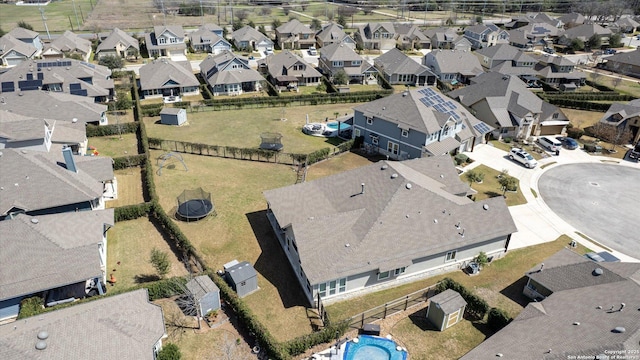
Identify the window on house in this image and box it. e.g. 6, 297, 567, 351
332, 61, 344, 67
394, 267, 406, 276
371, 135, 379, 145
446, 250, 457, 262
387, 141, 399, 155
170, 37, 177, 43
318, 278, 347, 297
352, 60, 361, 66
159, 38, 166, 44
378, 271, 390, 280
366, 117, 373, 125
401, 129, 409, 138
354, 128, 361, 137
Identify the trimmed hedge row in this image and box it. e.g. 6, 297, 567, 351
542, 98, 610, 112
86, 122, 139, 137
208, 272, 289, 360
436, 278, 489, 320
149, 202, 195, 255
585, 80, 615, 92
114, 203, 153, 222
283, 321, 350, 356
113, 154, 146, 169
487, 307, 512, 332
540, 92, 632, 101
146, 276, 188, 301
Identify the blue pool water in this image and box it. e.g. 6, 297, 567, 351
326, 121, 351, 131
343, 335, 408, 360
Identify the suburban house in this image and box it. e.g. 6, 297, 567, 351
604, 49, 640, 78
316, 22, 356, 49
189, 24, 231, 54
354, 22, 397, 51
275, 19, 316, 50
0, 114, 54, 153
597, 99, 640, 144
0, 91, 109, 128
318, 42, 378, 85
528, 12, 564, 28
462, 249, 640, 359
263, 155, 517, 304
557, 12, 586, 28
538, 101, 571, 136
138, 58, 199, 100
0, 148, 115, 219
0, 58, 115, 103
95, 27, 140, 60
507, 23, 561, 50
463, 24, 509, 50
448, 72, 556, 140
199, 50, 264, 96
144, 25, 187, 59
352, 87, 492, 159
257, 50, 322, 90
532, 53, 587, 89
0, 289, 167, 359
474, 44, 539, 83
394, 23, 430, 50
5, 27, 43, 56
374, 48, 436, 86
0, 34, 38, 67
557, 23, 612, 49
42, 30, 92, 62
0, 209, 114, 320
609, 17, 639, 34
423, 49, 484, 85
423, 27, 465, 50
231, 26, 274, 53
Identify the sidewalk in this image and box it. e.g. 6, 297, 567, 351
462, 143, 639, 262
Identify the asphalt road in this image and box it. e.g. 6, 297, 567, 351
538, 163, 640, 258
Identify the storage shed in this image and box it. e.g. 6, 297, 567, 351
160, 107, 187, 126
224, 260, 258, 298
426, 289, 467, 331
186, 275, 220, 316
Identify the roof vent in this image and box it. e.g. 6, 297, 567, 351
402, 91, 408, 97
381, 164, 388, 170
345, 243, 350, 247
31, 218, 39, 224
612, 327, 626, 333
433, 219, 438, 224
496, 354, 503, 358
483, 204, 489, 210
72, 118, 78, 123
37, 331, 49, 340
406, 183, 412, 189
593, 268, 603, 276
35, 341, 47, 350
440, 174, 444, 178
391, 173, 398, 179
573, 322, 580, 326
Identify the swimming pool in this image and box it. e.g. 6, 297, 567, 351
326, 121, 351, 131
343, 335, 407, 360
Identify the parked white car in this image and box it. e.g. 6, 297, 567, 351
509, 148, 538, 168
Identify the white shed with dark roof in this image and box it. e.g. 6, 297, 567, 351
186, 275, 220, 316
224, 260, 258, 298
426, 289, 467, 331
160, 107, 187, 126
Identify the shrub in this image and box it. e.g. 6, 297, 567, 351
114, 203, 152, 222
17, 296, 43, 319
475, 251, 489, 266
487, 307, 512, 332
454, 153, 469, 165
113, 154, 146, 169
157, 343, 182, 360
503, 137, 512, 143
145, 277, 187, 300
566, 127, 584, 140
150, 248, 171, 278
86, 122, 139, 137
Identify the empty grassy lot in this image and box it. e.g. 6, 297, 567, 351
143, 103, 361, 154
106, 217, 188, 293
88, 133, 139, 158
105, 167, 145, 208
327, 236, 590, 359
0, 0, 94, 33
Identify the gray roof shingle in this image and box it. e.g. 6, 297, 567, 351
139, 58, 199, 91
48, 30, 92, 55
186, 275, 219, 301
374, 48, 435, 77
0, 91, 107, 124
96, 28, 139, 54
430, 289, 467, 314
257, 50, 321, 79
264, 156, 517, 284
0, 289, 165, 360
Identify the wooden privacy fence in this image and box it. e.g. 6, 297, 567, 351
345, 283, 441, 329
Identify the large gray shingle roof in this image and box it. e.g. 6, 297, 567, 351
0, 34, 37, 58
0, 209, 113, 300
0, 91, 107, 124
264, 156, 516, 284
96, 28, 139, 54
316, 23, 350, 43
319, 42, 364, 62
0, 289, 165, 360
139, 59, 199, 90
0, 148, 111, 216
7, 27, 40, 40
426, 49, 483, 75
430, 289, 467, 314
374, 48, 434, 77
199, 51, 264, 85
257, 50, 321, 79
48, 30, 92, 55
231, 26, 272, 45
276, 19, 314, 35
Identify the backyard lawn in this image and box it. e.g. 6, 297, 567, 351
305, 151, 382, 181
143, 103, 362, 154
106, 217, 188, 293
464, 165, 527, 207
88, 133, 139, 158
105, 168, 145, 208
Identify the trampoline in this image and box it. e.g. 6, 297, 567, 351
176, 188, 215, 222
259, 132, 284, 151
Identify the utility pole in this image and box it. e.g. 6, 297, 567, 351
72, 0, 81, 29
39, 7, 51, 40
69, 16, 74, 31
79, 6, 84, 24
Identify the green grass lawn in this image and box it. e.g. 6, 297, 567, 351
88, 133, 139, 158
328, 235, 590, 360
107, 217, 188, 293
143, 103, 361, 154
465, 165, 527, 207
0, 0, 94, 33
106, 167, 145, 208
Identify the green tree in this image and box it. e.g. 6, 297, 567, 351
464, 169, 484, 186
115, 91, 133, 111
248, 20, 255, 28
587, 34, 601, 49
17, 21, 34, 31
569, 38, 585, 52
498, 175, 518, 197
150, 248, 171, 279
311, 18, 322, 31
272, 18, 282, 30
232, 19, 244, 31
609, 33, 622, 48
333, 69, 348, 85
157, 343, 182, 360
0, 26, 5, 37
98, 55, 124, 70
475, 251, 489, 267
337, 14, 346, 28
258, 25, 267, 36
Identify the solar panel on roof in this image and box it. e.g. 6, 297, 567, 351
70, 89, 88, 96
473, 122, 491, 134
37, 72, 44, 80
18, 80, 42, 90
69, 83, 82, 90
1, 82, 15, 92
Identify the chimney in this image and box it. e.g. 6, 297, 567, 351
360, 183, 365, 194
62, 146, 78, 173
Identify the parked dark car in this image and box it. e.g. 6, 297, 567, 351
562, 137, 579, 150
604, 48, 617, 55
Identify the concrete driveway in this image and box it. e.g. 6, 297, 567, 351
463, 143, 640, 261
